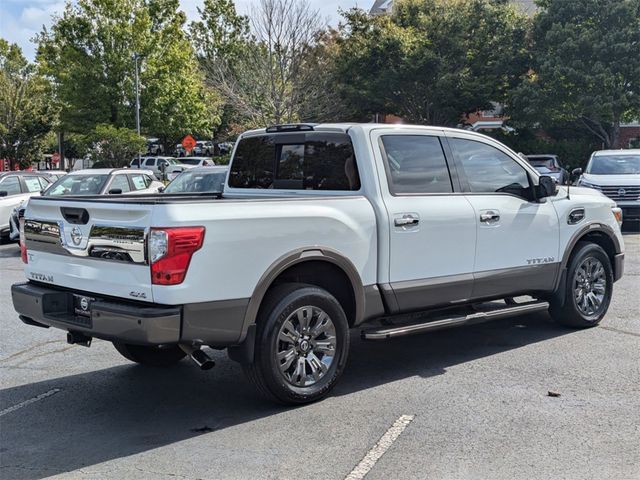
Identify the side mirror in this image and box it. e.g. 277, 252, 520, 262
0, 191, 7, 197
157, 186, 165, 193
108, 188, 123, 195
537, 175, 557, 199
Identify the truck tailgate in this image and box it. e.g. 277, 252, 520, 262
23, 198, 155, 302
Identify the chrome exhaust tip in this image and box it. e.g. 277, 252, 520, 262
179, 344, 215, 370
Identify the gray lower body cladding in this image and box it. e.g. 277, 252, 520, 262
11, 282, 249, 346
385, 263, 561, 314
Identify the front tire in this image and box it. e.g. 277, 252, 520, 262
113, 342, 186, 367
243, 283, 350, 405
549, 242, 613, 328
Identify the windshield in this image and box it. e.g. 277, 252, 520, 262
586, 155, 640, 175
164, 170, 227, 194
45, 175, 109, 196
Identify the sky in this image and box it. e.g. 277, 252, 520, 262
0, 0, 366, 61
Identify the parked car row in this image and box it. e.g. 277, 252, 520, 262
520, 150, 639, 229
146, 138, 234, 158
2, 165, 230, 242
130, 156, 218, 180
0, 171, 65, 241
175, 141, 235, 157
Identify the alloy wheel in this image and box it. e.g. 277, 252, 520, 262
275, 306, 337, 387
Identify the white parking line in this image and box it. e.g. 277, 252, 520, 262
0, 389, 61, 417
345, 414, 415, 480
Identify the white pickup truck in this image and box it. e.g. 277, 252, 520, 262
12, 123, 625, 404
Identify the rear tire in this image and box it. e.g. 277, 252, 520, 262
549, 242, 613, 328
243, 283, 350, 405
113, 342, 186, 367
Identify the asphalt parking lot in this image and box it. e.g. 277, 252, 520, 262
1, 235, 639, 480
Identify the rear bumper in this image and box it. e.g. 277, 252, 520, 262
11, 282, 249, 346
11, 282, 181, 345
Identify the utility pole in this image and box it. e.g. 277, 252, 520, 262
134, 53, 141, 165
134, 53, 141, 136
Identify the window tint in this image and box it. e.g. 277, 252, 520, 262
109, 175, 131, 193
24, 177, 43, 193
229, 132, 360, 191
380, 135, 452, 194
0, 176, 21, 195
144, 158, 155, 166
131, 158, 140, 167
452, 138, 530, 195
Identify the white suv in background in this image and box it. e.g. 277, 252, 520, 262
576, 149, 640, 229
0, 172, 56, 241
130, 157, 181, 180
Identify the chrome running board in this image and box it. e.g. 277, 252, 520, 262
361, 300, 549, 341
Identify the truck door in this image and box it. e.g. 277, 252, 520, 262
371, 129, 477, 312
446, 132, 560, 298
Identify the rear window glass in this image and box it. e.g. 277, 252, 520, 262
46, 175, 109, 196
229, 132, 360, 191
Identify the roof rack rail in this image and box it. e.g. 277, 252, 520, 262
265, 124, 315, 133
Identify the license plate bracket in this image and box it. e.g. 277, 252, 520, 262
73, 294, 94, 318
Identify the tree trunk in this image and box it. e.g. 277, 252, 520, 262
579, 116, 611, 148
609, 119, 621, 149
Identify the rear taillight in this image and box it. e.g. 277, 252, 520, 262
149, 227, 205, 285
19, 216, 27, 264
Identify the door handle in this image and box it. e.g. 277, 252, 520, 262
480, 210, 500, 223
394, 214, 420, 227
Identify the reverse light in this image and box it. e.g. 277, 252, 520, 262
149, 227, 205, 285
19, 215, 27, 264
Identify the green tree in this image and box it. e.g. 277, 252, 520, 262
36, 0, 220, 147
0, 39, 55, 169
86, 124, 146, 167
192, 0, 328, 128
334, 0, 530, 125
511, 0, 640, 148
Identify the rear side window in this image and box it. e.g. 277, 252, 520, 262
0, 176, 22, 195
24, 176, 44, 193
380, 135, 453, 194
144, 158, 155, 167
108, 175, 131, 193
131, 174, 151, 190
229, 132, 360, 191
